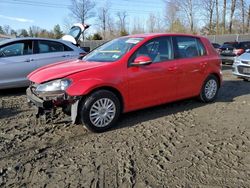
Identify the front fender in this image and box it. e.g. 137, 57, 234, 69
65, 78, 120, 96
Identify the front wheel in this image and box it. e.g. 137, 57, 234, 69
199, 75, 219, 102
79, 90, 121, 132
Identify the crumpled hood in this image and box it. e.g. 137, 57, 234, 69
28, 59, 107, 83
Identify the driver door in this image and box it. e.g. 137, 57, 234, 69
127, 37, 178, 111
0, 40, 35, 88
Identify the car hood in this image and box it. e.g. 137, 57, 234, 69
238, 52, 250, 61
28, 59, 108, 84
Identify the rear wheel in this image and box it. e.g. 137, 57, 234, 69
199, 75, 219, 102
79, 90, 121, 132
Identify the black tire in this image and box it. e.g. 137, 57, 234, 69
243, 78, 250, 82
199, 75, 219, 103
79, 90, 121, 132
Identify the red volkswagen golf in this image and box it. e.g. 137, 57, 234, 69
27, 34, 222, 132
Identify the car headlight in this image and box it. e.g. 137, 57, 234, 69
36, 79, 71, 96
234, 58, 241, 65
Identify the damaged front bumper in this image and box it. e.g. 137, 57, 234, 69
26, 87, 80, 124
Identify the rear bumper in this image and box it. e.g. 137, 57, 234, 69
220, 55, 235, 63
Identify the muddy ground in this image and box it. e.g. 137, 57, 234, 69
0, 65, 250, 188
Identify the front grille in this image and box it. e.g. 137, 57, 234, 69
238, 66, 250, 75
241, 61, 250, 65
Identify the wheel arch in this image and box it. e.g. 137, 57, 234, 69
82, 86, 125, 113
209, 72, 222, 87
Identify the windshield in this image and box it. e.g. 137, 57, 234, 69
83, 37, 144, 62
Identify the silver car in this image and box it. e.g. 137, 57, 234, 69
0, 37, 85, 89
232, 51, 250, 81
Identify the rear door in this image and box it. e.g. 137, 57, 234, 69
33, 40, 76, 69
172, 36, 208, 99
0, 40, 35, 88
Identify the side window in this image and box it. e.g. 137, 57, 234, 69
175, 37, 205, 58
0, 41, 33, 57
38, 40, 65, 53
129, 37, 173, 64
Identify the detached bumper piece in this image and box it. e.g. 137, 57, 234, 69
26, 87, 80, 124
26, 87, 54, 118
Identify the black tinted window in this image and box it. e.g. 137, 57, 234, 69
0, 40, 33, 57
223, 42, 238, 48
37, 41, 68, 53
175, 37, 205, 58
130, 37, 173, 64
239, 42, 250, 49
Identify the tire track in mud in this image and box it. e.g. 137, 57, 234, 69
1, 68, 250, 187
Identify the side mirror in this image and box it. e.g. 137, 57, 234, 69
131, 56, 152, 66
82, 47, 91, 53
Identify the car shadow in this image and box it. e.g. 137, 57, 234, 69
117, 98, 203, 130
218, 79, 250, 102
0, 108, 22, 119
0, 87, 27, 96
0, 87, 27, 119
115, 79, 250, 131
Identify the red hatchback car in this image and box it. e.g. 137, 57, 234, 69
27, 33, 222, 132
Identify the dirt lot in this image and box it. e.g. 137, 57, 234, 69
0, 65, 250, 188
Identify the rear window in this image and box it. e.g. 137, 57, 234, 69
175, 36, 206, 58
37, 40, 72, 54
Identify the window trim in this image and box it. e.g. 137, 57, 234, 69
0, 40, 34, 58
34, 39, 70, 54
128, 36, 174, 67
173, 36, 207, 59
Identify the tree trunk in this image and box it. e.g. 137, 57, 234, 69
241, 0, 245, 34
216, 0, 219, 34
229, 0, 236, 34
247, 5, 250, 32
222, 0, 227, 34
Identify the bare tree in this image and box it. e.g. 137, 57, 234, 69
116, 11, 128, 36
240, 0, 245, 33
247, 5, 250, 32
201, 0, 215, 34
222, 0, 227, 34
3, 25, 11, 35
176, 0, 197, 32
131, 18, 145, 34
69, 0, 95, 40
165, 0, 179, 32
147, 13, 157, 33
70, 0, 95, 24
97, 2, 110, 40
215, 0, 219, 34
229, 0, 237, 33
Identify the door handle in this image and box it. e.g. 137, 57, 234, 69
167, 66, 178, 71
25, 58, 34, 62
62, 54, 70, 57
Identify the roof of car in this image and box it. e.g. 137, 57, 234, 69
0, 37, 69, 46
123, 33, 205, 39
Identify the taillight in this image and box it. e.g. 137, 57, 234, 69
233, 48, 244, 56
217, 49, 222, 54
